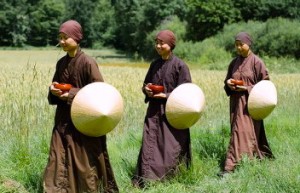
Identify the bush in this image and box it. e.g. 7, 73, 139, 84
174, 39, 231, 70
139, 17, 300, 72
219, 18, 300, 59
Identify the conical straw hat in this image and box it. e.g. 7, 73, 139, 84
248, 80, 277, 120
71, 82, 124, 137
166, 83, 205, 129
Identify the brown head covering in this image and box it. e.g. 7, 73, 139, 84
156, 30, 176, 50
235, 32, 252, 46
59, 20, 83, 43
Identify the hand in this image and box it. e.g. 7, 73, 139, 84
50, 82, 62, 97
153, 93, 166, 99
226, 79, 236, 91
59, 92, 69, 101
144, 83, 154, 97
235, 85, 247, 92
50, 82, 69, 100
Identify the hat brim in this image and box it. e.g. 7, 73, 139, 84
166, 83, 205, 129
71, 82, 123, 137
248, 80, 277, 120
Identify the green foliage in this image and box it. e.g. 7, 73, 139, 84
174, 38, 232, 70
0, 0, 29, 46
1, 0, 300, 64
89, 0, 117, 48
64, 0, 99, 47
113, 0, 187, 53
218, 18, 300, 59
27, 0, 65, 46
234, 0, 300, 21
185, 0, 241, 41
256, 18, 300, 59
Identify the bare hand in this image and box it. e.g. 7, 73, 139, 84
226, 79, 247, 92
226, 79, 236, 91
59, 92, 69, 101
50, 82, 62, 97
235, 85, 247, 92
152, 93, 166, 99
50, 82, 69, 100
144, 83, 154, 97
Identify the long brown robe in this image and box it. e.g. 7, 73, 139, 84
223, 53, 274, 172
132, 54, 192, 186
43, 49, 119, 193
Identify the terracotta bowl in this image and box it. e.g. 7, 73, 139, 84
54, 83, 73, 92
231, 79, 244, 86
148, 84, 164, 94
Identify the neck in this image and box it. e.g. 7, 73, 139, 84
68, 47, 79, 57
242, 50, 252, 58
161, 52, 172, 60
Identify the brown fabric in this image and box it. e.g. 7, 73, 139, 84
44, 49, 119, 193
223, 53, 274, 172
156, 30, 176, 50
132, 54, 192, 186
59, 20, 83, 43
235, 32, 252, 46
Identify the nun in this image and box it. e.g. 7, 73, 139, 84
221, 32, 275, 176
132, 30, 193, 188
43, 20, 119, 193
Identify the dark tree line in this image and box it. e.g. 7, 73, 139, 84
1, 0, 299, 56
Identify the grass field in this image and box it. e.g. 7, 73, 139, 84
0, 49, 299, 193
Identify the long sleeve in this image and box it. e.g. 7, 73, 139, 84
67, 55, 104, 105
224, 59, 236, 96
48, 61, 63, 105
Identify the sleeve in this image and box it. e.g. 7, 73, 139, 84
67, 56, 104, 105
165, 61, 192, 98
256, 58, 269, 81
246, 56, 269, 94
177, 62, 192, 84
48, 62, 61, 105
88, 60, 104, 83
142, 62, 154, 103
224, 59, 235, 96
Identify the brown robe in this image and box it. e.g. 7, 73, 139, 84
132, 54, 192, 186
43, 49, 118, 193
223, 53, 274, 172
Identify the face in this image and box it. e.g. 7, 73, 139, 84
155, 39, 171, 57
235, 40, 250, 57
58, 33, 78, 53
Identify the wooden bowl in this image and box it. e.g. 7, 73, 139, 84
148, 84, 164, 94
54, 83, 73, 92
231, 79, 244, 86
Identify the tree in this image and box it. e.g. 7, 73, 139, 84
27, 0, 65, 46
185, 0, 241, 41
233, 0, 300, 21
88, 0, 117, 48
64, 0, 99, 47
113, 0, 187, 55
0, 0, 29, 46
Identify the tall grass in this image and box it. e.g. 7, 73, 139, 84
0, 50, 299, 192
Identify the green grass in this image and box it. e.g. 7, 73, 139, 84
0, 49, 299, 193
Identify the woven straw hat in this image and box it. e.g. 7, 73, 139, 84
248, 80, 277, 120
71, 82, 124, 137
166, 83, 205, 129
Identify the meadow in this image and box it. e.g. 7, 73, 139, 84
0, 49, 299, 193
